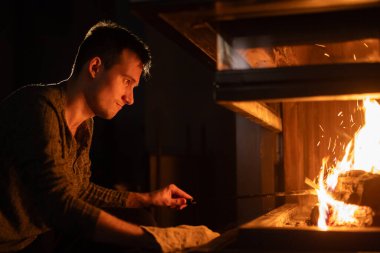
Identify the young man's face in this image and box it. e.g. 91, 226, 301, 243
86, 48, 143, 119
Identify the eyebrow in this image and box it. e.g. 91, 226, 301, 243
122, 74, 139, 86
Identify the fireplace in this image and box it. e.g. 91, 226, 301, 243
132, 0, 380, 251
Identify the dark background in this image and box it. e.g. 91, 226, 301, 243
0, 0, 240, 230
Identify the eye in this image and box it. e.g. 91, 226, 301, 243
124, 78, 131, 86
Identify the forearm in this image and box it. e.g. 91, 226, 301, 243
81, 182, 129, 208
93, 210, 158, 249
126, 184, 193, 209
125, 192, 151, 208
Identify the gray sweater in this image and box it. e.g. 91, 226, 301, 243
0, 82, 129, 252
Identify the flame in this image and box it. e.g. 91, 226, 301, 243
317, 98, 380, 229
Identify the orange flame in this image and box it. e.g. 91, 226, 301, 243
317, 98, 379, 229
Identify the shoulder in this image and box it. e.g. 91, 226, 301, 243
0, 83, 67, 127
1, 83, 64, 111
7, 83, 62, 101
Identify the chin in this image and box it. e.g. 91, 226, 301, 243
105, 113, 118, 119
96, 111, 118, 120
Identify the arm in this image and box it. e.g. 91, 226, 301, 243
74, 119, 192, 210
126, 184, 193, 210
82, 182, 193, 209
68, 118, 191, 211
93, 210, 220, 252
93, 209, 159, 249
81, 182, 193, 209
80, 182, 130, 208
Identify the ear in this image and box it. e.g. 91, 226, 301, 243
88, 57, 102, 79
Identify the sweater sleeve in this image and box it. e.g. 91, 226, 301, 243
80, 182, 129, 208
11, 93, 100, 238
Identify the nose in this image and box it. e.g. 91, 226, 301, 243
122, 90, 134, 105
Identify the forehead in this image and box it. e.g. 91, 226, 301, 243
116, 49, 143, 72
106, 48, 143, 82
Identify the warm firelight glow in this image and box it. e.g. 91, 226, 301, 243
317, 98, 380, 229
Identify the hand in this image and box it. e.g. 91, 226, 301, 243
150, 184, 193, 210
141, 225, 220, 252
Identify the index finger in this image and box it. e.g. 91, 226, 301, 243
170, 184, 193, 199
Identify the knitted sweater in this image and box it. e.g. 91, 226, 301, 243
0, 82, 129, 252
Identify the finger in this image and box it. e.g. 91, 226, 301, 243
171, 197, 186, 207
169, 184, 193, 199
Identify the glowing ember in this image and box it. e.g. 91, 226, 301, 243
316, 98, 380, 229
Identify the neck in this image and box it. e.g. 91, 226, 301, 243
64, 76, 94, 136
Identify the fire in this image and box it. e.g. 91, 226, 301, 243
316, 98, 380, 229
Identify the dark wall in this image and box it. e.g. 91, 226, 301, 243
143, 23, 237, 230
0, 0, 116, 93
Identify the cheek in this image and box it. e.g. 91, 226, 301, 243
97, 78, 120, 96
94, 72, 124, 99
108, 81, 124, 97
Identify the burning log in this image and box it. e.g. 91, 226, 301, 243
309, 171, 380, 227
360, 174, 380, 213
332, 171, 380, 210
309, 203, 374, 227
326, 204, 373, 227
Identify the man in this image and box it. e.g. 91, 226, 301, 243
0, 21, 218, 252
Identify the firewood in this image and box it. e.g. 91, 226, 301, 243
332, 171, 380, 210
308, 171, 380, 227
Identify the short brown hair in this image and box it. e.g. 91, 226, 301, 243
71, 20, 151, 79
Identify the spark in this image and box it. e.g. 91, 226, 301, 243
353, 54, 357, 61
315, 44, 326, 48
324, 53, 330, 57
317, 141, 321, 147
350, 114, 354, 123
328, 137, 332, 150
351, 123, 356, 128
332, 139, 337, 153
363, 42, 369, 48
338, 111, 343, 116
319, 124, 325, 132
340, 120, 344, 126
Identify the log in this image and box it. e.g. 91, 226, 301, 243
309, 171, 380, 227
332, 171, 380, 208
